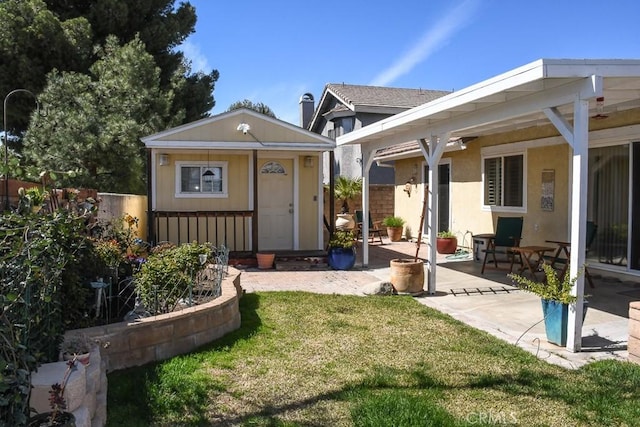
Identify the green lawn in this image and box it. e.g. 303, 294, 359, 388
107, 292, 640, 426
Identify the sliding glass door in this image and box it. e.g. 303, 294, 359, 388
588, 144, 631, 269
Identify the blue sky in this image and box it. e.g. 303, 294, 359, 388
181, 0, 640, 125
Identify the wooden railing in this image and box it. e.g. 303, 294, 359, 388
151, 210, 253, 252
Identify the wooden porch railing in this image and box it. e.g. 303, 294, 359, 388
150, 210, 254, 253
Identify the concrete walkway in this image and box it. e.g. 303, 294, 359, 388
239, 239, 635, 369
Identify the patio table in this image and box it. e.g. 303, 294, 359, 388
510, 245, 555, 280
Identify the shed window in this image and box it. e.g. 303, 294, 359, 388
175, 161, 228, 198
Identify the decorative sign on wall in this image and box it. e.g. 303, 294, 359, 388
541, 169, 555, 211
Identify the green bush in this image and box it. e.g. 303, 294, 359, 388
134, 242, 211, 314
0, 210, 96, 425
382, 216, 405, 227
328, 230, 356, 249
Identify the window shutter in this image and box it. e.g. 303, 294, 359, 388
484, 158, 501, 205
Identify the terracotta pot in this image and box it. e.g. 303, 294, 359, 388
256, 253, 275, 269
389, 259, 424, 294
436, 237, 457, 254
386, 226, 403, 242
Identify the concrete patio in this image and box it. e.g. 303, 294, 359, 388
240, 238, 637, 369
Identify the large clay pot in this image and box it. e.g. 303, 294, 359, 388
335, 214, 355, 231
436, 237, 457, 254
386, 226, 403, 242
389, 259, 424, 295
256, 253, 275, 269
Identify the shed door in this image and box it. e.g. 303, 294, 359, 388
258, 159, 293, 250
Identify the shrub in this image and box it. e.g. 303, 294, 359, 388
0, 209, 96, 424
382, 216, 405, 227
437, 230, 456, 238
328, 230, 356, 249
134, 242, 211, 314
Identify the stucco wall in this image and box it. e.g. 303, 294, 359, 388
98, 193, 148, 241
394, 138, 572, 244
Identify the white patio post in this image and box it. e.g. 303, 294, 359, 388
542, 75, 601, 352
418, 133, 449, 294
360, 146, 375, 267
566, 96, 590, 352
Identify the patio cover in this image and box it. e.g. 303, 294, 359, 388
337, 59, 640, 352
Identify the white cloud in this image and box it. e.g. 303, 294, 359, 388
370, 0, 480, 86
180, 40, 210, 73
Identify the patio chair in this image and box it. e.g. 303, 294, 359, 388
481, 216, 524, 274
354, 210, 384, 244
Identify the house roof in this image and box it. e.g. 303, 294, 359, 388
308, 83, 451, 131
142, 108, 336, 151
337, 59, 640, 151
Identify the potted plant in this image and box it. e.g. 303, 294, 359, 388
60, 334, 95, 366
17, 186, 49, 214
327, 230, 356, 270
382, 216, 405, 242
508, 263, 586, 346
256, 252, 276, 269
436, 230, 458, 254
28, 358, 78, 427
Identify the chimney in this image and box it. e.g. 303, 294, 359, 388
299, 93, 314, 129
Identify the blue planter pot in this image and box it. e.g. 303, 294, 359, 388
328, 247, 356, 270
541, 299, 588, 346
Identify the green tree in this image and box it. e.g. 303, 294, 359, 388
0, 0, 92, 134
23, 36, 172, 194
43, 0, 218, 123
1, 0, 218, 136
227, 99, 277, 118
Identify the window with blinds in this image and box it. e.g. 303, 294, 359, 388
484, 154, 523, 208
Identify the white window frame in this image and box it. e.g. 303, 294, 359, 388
175, 160, 228, 198
481, 146, 527, 213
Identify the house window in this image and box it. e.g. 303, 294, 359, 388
483, 153, 524, 209
175, 161, 228, 198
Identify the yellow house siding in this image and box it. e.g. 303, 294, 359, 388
393, 135, 572, 245
394, 158, 425, 240
297, 154, 320, 249
155, 152, 250, 211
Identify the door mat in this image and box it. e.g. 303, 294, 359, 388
450, 286, 518, 296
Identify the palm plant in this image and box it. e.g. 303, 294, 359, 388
334, 176, 362, 213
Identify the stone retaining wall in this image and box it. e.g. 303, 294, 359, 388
29, 268, 243, 426
630, 302, 640, 364
73, 268, 242, 372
